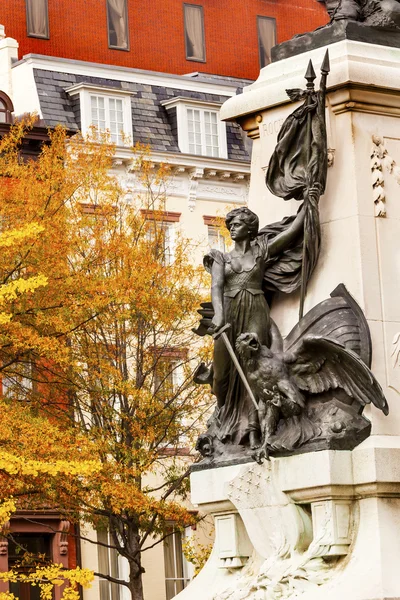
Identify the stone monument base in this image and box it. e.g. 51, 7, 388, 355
176, 438, 400, 600
182, 33, 400, 600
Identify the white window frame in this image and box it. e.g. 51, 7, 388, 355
66, 83, 133, 146
207, 224, 226, 252
2, 360, 33, 398
164, 524, 192, 599
161, 97, 228, 159
97, 529, 120, 600
145, 220, 176, 266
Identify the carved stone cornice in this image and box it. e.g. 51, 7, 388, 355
329, 83, 400, 117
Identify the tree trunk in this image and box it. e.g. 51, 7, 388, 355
125, 524, 145, 600
128, 562, 145, 600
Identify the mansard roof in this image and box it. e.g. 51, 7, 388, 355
31, 61, 251, 163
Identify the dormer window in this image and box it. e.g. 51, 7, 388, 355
161, 98, 227, 159
90, 95, 125, 145
65, 83, 133, 145
0, 92, 14, 124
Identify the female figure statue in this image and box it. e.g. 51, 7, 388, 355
204, 203, 308, 450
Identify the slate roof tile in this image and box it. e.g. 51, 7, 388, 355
32, 68, 250, 162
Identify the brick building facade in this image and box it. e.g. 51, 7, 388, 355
0, 0, 327, 80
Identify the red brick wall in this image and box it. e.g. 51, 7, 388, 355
68, 524, 78, 570
0, 0, 327, 79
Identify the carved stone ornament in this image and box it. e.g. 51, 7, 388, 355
57, 520, 70, 556
0, 521, 10, 556
210, 462, 347, 600
371, 134, 400, 217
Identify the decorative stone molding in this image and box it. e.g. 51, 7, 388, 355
391, 332, 400, 369
57, 520, 70, 556
371, 135, 400, 217
311, 500, 352, 556
0, 521, 9, 556
327, 148, 335, 168
233, 174, 245, 182
174, 166, 186, 176
214, 512, 251, 569
188, 167, 204, 211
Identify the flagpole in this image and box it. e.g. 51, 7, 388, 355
299, 59, 316, 321
298, 50, 330, 321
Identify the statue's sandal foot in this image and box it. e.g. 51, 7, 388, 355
249, 431, 260, 450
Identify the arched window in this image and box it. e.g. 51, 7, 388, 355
0, 92, 13, 124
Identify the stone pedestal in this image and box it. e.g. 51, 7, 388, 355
176, 38, 400, 600
178, 441, 400, 600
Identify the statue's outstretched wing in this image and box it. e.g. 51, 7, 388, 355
284, 284, 371, 366
288, 335, 389, 415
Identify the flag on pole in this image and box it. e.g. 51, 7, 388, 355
265, 51, 330, 318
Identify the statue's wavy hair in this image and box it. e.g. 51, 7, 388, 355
225, 207, 259, 241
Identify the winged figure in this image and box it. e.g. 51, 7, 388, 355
236, 331, 388, 462
193, 284, 389, 464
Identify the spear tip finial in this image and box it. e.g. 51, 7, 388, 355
321, 49, 330, 74
305, 59, 316, 83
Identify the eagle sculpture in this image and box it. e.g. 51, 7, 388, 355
236, 331, 388, 462
193, 285, 389, 463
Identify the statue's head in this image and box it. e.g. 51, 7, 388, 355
225, 207, 259, 241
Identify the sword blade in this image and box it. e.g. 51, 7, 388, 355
221, 331, 259, 410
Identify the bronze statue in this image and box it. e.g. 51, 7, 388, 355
203, 203, 307, 449
193, 54, 389, 467
323, 0, 400, 27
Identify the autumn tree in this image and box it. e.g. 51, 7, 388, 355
0, 120, 211, 600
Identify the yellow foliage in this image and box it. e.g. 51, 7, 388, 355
0, 223, 45, 248
182, 534, 213, 576
0, 275, 48, 302
0, 451, 100, 478
0, 120, 212, 597
0, 565, 93, 600
0, 499, 16, 528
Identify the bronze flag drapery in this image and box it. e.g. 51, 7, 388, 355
265, 52, 330, 318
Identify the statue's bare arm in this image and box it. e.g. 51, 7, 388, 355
268, 184, 322, 257
268, 205, 306, 258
